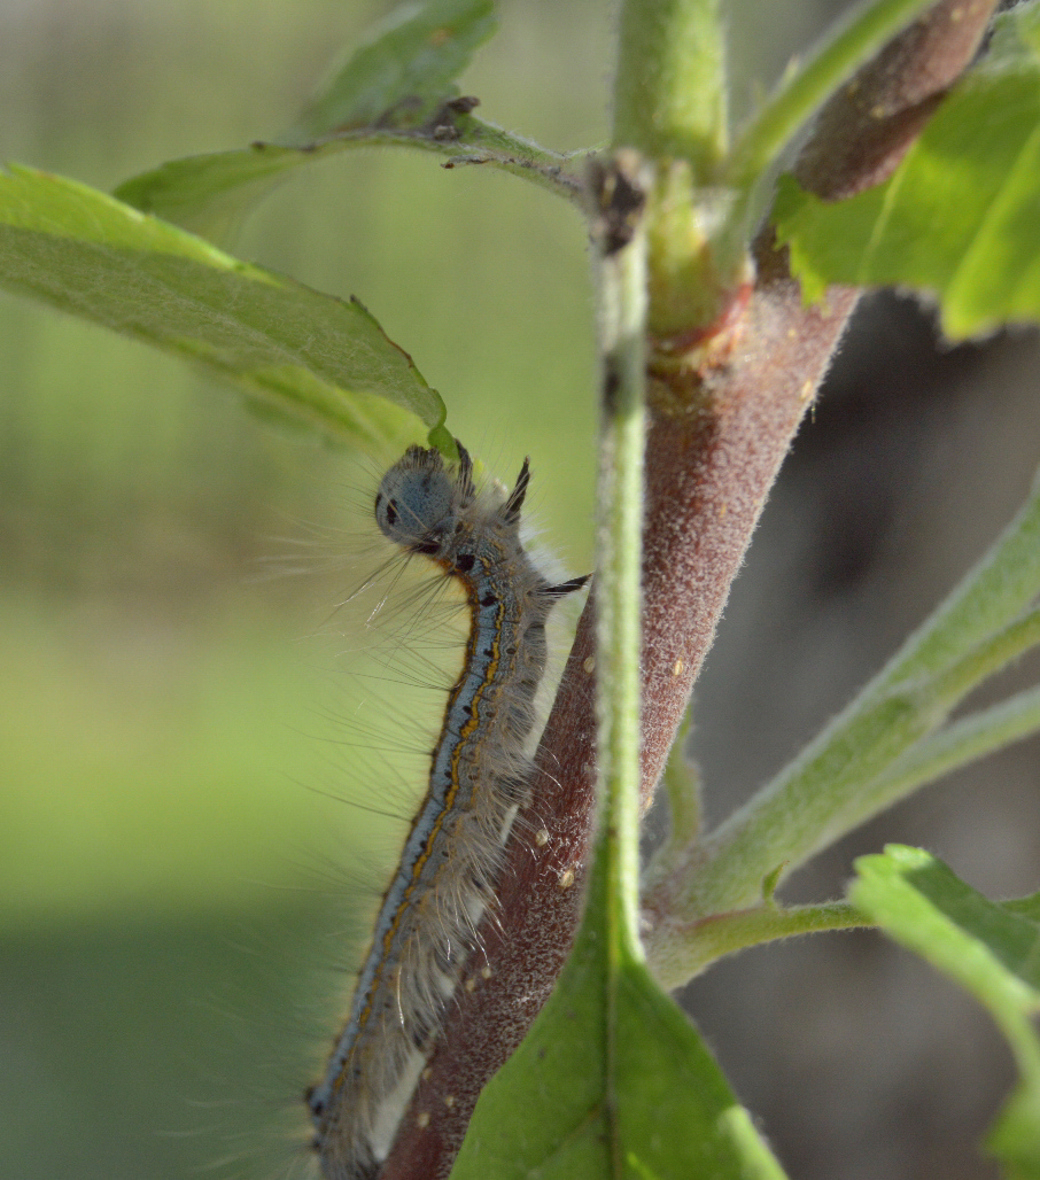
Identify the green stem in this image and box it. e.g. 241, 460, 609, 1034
646, 901, 870, 987
995, 1012, 1040, 1094
927, 606, 1040, 705
682, 467, 1040, 921
612, 0, 727, 174
854, 685, 1040, 822
661, 710, 701, 854
885, 483, 1040, 682
344, 118, 588, 203
687, 684, 932, 913
594, 156, 650, 961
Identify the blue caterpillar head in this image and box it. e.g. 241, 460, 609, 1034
375, 443, 475, 556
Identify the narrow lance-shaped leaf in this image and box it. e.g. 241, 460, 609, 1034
114, 0, 583, 242
0, 165, 449, 452
774, 0, 1040, 339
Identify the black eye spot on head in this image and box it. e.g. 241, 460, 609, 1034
384, 499, 399, 527
454, 553, 475, 573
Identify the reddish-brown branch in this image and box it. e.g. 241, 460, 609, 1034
795, 0, 999, 200
374, 3, 998, 1175
381, 264, 858, 1179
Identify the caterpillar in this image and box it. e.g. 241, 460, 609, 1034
305, 440, 587, 1180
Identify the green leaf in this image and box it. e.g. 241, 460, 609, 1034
451, 864, 787, 1180
116, 0, 495, 238
113, 0, 582, 242
851, 845, 1040, 1178
285, 0, 496, 141
773, 0, 1040, 339
113, 146, 317, 247
0, 164, 447, 451
1005, 892, 1040, 923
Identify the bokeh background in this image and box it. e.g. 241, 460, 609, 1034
2, 2, 1038, 1178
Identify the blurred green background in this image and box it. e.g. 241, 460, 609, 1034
11, 3, 1020, 1179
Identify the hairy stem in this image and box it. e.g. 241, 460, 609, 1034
593, 152, 651, 960
612, 0, 727, 171
648, 901, 871, 986
794, 0, 1001, 199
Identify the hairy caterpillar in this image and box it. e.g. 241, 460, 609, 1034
305, 441, 586, 1180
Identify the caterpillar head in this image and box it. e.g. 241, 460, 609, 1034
375, 443, 474, 556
